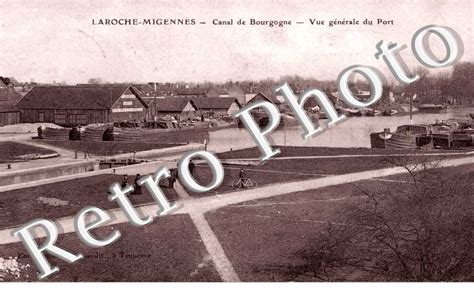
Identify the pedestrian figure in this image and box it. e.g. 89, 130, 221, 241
169, 169, 178, 189
121, 174, 129, 189
189, 160, 196, 176
132, 174, 142, 195
37, 126, 43, 139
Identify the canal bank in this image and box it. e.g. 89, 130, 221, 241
208, 113, 455, 152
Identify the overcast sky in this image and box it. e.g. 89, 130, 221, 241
0, 0, 472, 84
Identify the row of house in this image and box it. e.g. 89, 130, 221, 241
1, 77, 317, 127
8, 85, 244, 127
1, 82, 342, 127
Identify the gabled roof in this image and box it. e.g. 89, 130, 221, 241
0, 88, 22, 102
193, 97, 241, 110
248, 92, 283, 105
0, 101, 20, 113
16, 85, 147, 110
154, 97, 197, 112
141, 97, 157, 106
133, 84, 156, 95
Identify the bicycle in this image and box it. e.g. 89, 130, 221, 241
232, 177, 257, 190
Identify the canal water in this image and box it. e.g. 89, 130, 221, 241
208, 112, 458, 152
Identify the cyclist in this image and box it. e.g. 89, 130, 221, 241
232, 168, 256, 189
238, 168, 247, 188
239, 168, 245, 179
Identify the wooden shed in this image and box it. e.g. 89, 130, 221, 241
193, 97, 241, 117
150, 97, 198, 121
0, 103, 20, 126
15, 85, 148, 126
0, 88, 21, 126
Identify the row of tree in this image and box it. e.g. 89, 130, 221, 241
402, 62, 474, 104
23, 61, 474, 106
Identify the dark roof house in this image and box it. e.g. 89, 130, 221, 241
247, 92, 285, 108
0, 88, 22, 103
193, 97, 240, 110
154, 97, 198, 112
16, 85, 146, 110
133, 84, 156, 97
0, 101, 19, 113
192, 97, 241, 116
16, 85, 148, 125
150, 97, 198, 121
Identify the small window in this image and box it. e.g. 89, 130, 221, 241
38, 113, 45, 122
69, 114, 88, 125
54, 114, 66, 124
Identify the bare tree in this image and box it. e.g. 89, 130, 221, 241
294, 155, 473, 281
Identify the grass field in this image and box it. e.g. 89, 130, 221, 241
204, 164, 474, 281
36, 140, 183, 156
204, 181, 390, 281
1, 143, 471, 282
0, 214, 221, 282
0, 174, 178, 229
0, 141, 56, 163
189, 152, 465, 196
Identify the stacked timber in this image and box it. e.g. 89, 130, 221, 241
42, 127, 71, 140
82, 125, 111, 141
113, 128, 144, 142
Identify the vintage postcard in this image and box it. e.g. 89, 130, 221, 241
0, 0, 472, 297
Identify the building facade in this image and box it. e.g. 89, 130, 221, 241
149, 97, 198, 121
193, 97, 241, 117
16, 85, 148, 126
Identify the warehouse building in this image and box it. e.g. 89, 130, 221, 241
193, 97, 241, 117
150, 97, 198, 121
16, 85, 148, 126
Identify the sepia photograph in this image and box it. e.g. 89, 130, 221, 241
0, 0, 472, 303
